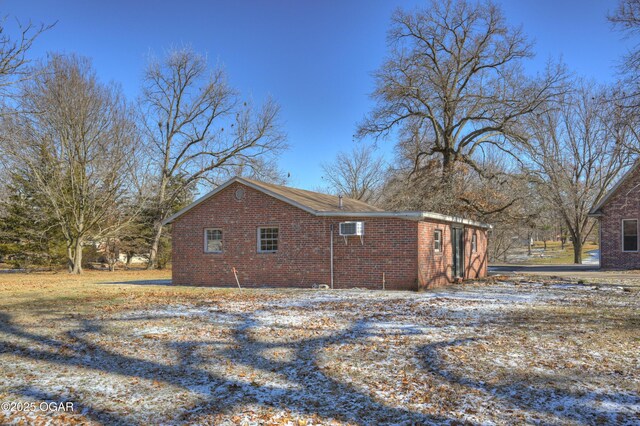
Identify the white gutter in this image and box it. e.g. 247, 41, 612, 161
315, 211, 492, 229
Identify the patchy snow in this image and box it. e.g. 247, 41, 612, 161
584, 249, 600, 265
1, 281, 638, 425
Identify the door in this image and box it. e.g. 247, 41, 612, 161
452, 226, 464, 278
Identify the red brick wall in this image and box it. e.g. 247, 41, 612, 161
171, 182, 420, 290
464, 226, 488, 279
331, 216, 418, 290
599, 166, 640, 269
416, 222, 488, 289
417, 221, 452, 289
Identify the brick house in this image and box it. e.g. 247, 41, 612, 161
164, 177, 491, 290
590, 163, 640, 269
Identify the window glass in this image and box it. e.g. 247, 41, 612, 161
472, 234, 477, 253
623, 220, 638, 251
205, 229, 222, 253
259, 227, 279, 252
434, 230, 442, 252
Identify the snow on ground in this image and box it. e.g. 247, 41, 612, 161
501, 247, 600, 265
0, 279, 638, 425
583, 249, 600, 265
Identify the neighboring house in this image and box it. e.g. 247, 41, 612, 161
590, 163, 640, 269
163, 177, 491, 290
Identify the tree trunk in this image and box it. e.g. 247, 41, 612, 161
148, 175, 169, 270
147, 221, 163, 269
71, 238, 83, 274
573, 238, 582, 264
67, 244, 74, 273
439, 152, 456, 214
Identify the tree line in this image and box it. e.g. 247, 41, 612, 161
1, 0, 639, 271
0, 33, 285, 272
321, 0, 640, 264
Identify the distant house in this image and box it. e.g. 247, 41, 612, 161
163, 177, 491, 290
590, 163, 640, 269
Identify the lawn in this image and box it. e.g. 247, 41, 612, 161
505, 240, 600, 265
0, 271, 638, 425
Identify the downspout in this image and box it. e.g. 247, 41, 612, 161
330, 223, 334, 289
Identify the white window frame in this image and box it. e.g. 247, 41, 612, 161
621, 219, 639, 252
257, 227, 279, 253
434, 229, 442, 252
471, 233, 477, 253
204, 228, 223, 253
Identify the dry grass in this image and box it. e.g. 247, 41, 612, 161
519, 241, 599, 265
0, 269, 282, 312
0, 271, 638, 425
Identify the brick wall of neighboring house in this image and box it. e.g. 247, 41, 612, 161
599, 165, 640, 269
171, 182, 421, 290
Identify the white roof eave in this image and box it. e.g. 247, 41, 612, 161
589, 161, 639, 215
316, 211, 492, 229
162, 177, 492, 229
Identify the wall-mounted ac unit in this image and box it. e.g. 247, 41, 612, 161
339, 221, 364, 236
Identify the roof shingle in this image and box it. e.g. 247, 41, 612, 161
163, 176, 491, 229
241, 178, 384, 213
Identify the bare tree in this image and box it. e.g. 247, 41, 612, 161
0, 54, 139, 273
212, 156, 288, 185
320, 144, 385, 204
610, 0, 640, 86
522, 82, 634, 264
610, 0, 640, 28
357, 0, 566, 214
0, 16, 52, 210
0, 16, 52, 95
609, 1, 640, 153
141, 47, 286, 269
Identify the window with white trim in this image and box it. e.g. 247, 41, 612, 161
471, 233, 477, 253
434, 230, 442, 252
258, 227, 279, 252
622, 219, 638, 252
204, 229, 223, 253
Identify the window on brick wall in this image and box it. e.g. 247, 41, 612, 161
471, 233, 477, 253
622, 219, 638, 252
204, 229, 223, 253
434, 230, 442, 252
258, 227, 279, 252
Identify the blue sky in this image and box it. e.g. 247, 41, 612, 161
2, 0, 633, 190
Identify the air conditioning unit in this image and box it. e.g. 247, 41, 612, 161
339, 221, 364, 236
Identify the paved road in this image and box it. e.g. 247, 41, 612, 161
490, 264, 599, 275
489, 264, 640, 287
